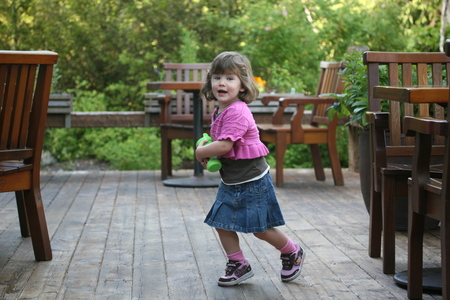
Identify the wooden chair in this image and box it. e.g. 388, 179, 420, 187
257, 61, 345, 187
156, 63, 212, 179
401, 41, 450, 300
0, 50, 58, 261
403, 114, 449, 299
365, 51, 449, 274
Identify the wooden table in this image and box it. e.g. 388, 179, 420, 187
374, 85, 448, 292
147, 81, 219, 188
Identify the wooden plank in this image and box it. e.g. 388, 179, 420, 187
177, 184, 248, 299
57, 172, 119, 298
19, 172, 101, 298
132, 171, 169, 299
95, 171, 137, 298
156, 178, 208, 299
0, 172, 87, 298
0, 169, 444, 299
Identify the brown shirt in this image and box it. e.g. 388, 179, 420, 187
219, 156, 269, 184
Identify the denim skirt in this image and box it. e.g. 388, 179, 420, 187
204, 173, 285, 233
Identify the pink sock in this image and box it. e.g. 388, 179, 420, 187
227, 250, 246, 263
278, 238, 298, 254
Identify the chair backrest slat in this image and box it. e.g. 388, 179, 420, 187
0, 50, 58, 161
365, 51, 450, 148
310, 61, 345, 125
161, 63, 211, 123
0, 65, 16, 149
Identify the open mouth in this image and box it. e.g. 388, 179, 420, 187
217, 89, 227, 96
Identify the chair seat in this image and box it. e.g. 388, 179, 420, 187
424, 178, 443, 194
0, 161, 33, 175
257, 124, 329, 133
381, 163, 443, 177
257, 124, 291, 132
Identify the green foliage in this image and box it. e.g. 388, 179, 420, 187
326, 51, 388, 129
326, 51, 370, 129
179, 27, 199, 63
264, 62, 307, 94
0, 0, 442, 95
401, 0, 443, 52
314, 0, 408, 54
45, 127, 163, 170
1, 0, 446, 170
238, 1, 323, 93
69, 81, 108, 111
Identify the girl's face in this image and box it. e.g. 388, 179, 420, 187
211, 72, 245, 109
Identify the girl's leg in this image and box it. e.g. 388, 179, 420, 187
253, 227, 289, 249
215, 228, 254, 286
253, 228, 305, 282
216, 228, 241, 254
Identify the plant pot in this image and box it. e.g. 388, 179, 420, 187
358, 129, 371, 213
358, 129, 438, 230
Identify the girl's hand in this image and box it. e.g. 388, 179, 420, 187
195, 138, 233, 162
195, 139, 208, 162
200, 158, 209, 169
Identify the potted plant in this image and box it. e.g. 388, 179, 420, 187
325, 50, 388, 212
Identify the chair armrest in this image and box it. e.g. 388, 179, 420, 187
278, 96, 337, 108
403, 116, 448, 137
366, 112, 389, 127
368, 112, 390, 192
261, 95, 283, 105
157, 94, 171, 105
157, 95, 172, 124
260, 93, 305, 105
404, 116, 448, 214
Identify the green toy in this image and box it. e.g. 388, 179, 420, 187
196, 133, 222, 172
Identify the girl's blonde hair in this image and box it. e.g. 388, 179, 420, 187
201, 51, 259, 104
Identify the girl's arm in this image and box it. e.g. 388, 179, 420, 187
196, 139, 234, 162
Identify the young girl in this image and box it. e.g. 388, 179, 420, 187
196, 51, 305, 287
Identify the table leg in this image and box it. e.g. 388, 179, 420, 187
193, 90, 204, 177
162, 90, 219, 188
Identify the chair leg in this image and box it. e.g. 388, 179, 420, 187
309, 144, 325, 181
160, 128, 171, 179
369, 189, 382, 258
327, 141, 344, 186
382, 174, 396, 274
15, 191, 30, 237
23, 188, 52, 261
274, 133, 288, 187
167, 139, 172, 177
441, 214, 449, 300
407, 208, 425, 299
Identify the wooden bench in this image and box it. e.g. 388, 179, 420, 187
44, 93, 304, 128
143, 92, 299, 127
46, 93, 72, 128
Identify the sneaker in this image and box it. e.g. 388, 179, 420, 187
218, 259, 254, 287
280, 246, 305, 282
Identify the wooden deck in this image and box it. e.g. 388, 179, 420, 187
0, 169, 443, 299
